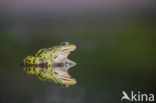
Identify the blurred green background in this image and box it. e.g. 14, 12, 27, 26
0, 0, 156, 103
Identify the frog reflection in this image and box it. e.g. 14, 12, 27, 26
23, 62, 76, 87
52, 63, 77, 87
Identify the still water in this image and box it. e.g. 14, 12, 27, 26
0, 39, 155, 103
0, 6, 156, 103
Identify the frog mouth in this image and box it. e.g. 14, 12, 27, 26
58, 46, 76, 55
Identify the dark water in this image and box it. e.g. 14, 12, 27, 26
0, 1, 156, 103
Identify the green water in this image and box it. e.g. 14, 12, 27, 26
0, 11, 155, 103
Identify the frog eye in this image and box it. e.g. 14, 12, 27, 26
61, 42, 66, 46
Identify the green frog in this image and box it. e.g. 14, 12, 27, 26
23, 42, 76, 65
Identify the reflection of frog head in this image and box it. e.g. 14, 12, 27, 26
52, 67, 77, 87
53, 42, 76, 63
33, 66, 77, 87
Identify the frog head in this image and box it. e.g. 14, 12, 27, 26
53, 42, 76, 63
56, 42, 76, 53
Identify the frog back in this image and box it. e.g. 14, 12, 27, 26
23, 56, 42, 65
37, 46, 57, 59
